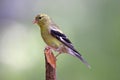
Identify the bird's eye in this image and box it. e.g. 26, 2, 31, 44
38, 16, 42, 19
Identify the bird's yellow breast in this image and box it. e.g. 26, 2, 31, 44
40, 27, 62, 49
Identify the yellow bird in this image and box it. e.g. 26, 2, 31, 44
34, 13, 90, 68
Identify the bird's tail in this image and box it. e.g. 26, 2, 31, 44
68, 48, 91, 68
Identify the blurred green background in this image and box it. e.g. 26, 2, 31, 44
0, 0, 120, 80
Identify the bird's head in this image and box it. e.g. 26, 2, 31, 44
34, 14, 51, 26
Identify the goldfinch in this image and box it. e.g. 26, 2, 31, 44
34, 13, 90, 68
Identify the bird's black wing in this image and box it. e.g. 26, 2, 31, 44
50, 29, 79, 53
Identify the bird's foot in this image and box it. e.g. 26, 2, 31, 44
45, 46, 51, 50
44, 46, 52, 54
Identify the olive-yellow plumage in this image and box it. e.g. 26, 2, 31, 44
34, 13, 90, 68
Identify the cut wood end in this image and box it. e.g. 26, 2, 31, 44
44, 47, 56, 69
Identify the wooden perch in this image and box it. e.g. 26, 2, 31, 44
44, 47, 56, 80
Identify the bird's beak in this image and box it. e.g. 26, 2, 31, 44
33, 19, 38, 24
